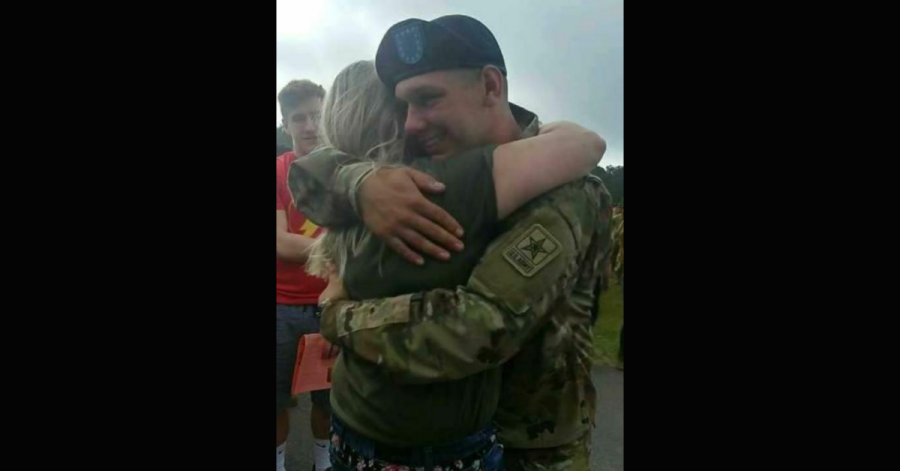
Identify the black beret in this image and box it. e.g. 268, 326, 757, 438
375, 15, 507, 92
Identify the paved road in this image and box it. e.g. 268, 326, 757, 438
285, 366, 623, 470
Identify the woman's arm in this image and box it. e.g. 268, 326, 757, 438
493, 121, 606, 219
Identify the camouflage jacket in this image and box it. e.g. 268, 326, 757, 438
320, 177, 613, 449
289, 102, 612, 450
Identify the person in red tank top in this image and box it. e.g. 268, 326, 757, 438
275, 79, 332, 471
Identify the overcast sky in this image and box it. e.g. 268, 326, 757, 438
277, 0, 623, 166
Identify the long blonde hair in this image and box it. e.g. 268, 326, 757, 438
305, 60, 406, 280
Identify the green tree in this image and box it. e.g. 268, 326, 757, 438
591, 165, 624, 205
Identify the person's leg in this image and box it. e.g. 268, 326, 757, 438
276, 304, 309, 469
310, 390, 332, 470
276, 409, 289, 470
277, 304, 333, 470
310, 400, 330, 437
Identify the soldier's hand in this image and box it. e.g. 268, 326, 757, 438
358, 167, 465, 265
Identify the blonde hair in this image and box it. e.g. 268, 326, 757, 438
306, 61, 406, 281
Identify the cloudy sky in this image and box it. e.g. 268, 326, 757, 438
277, 0, 623, 166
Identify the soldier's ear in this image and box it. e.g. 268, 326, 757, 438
481, 65, 505, 107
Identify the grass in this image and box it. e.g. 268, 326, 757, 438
593, 280, 624, 367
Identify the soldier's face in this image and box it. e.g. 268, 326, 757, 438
396, 70, 490, 160
282, 97, 322, 156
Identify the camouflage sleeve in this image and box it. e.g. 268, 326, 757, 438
319, 185, 594, 383
286, 147, 370, 228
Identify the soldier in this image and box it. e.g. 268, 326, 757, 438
293, 15, 613, 470
292, 58, 605, 470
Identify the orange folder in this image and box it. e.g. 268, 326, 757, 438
291, 333, 339, 396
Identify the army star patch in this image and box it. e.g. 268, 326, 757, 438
503, 224, 562, 277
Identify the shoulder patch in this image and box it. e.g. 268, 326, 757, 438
502, 224, 562, 277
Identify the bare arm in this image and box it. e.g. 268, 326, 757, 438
276, 210, 315, 264
494, 121, 606, 219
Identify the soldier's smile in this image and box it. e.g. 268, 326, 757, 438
419, 133, 442, 154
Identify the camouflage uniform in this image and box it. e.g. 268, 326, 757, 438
288, 149, 363, 228
298, 156, 613, 469
611, 212, 624, 283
